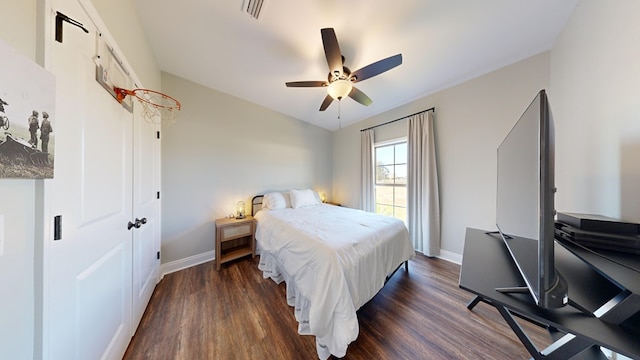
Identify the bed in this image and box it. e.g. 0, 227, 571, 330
252, 189, 415, 359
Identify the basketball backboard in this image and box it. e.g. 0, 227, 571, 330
95, 35, 133, 112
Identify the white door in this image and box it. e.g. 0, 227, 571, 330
44, 0, 140, 358
131, 105, 161, 330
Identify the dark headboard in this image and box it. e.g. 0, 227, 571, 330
251, 195, 264, 216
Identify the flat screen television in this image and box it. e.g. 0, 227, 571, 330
496, 89, 568, 309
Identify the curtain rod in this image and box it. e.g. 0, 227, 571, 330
360, 107, 435, 132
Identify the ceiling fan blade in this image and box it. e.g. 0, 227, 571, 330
319, 94, 334, 111
321, 28, 343, 77
348, 87, 373, 106
350, 54, 403, 83
285, 81, 327, 88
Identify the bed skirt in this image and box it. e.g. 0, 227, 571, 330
258, 250, 354, 359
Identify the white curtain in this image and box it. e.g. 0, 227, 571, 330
407, 111, 440, 256
360, 129, 375, 212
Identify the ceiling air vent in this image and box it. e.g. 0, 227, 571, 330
243, 0, 265, 20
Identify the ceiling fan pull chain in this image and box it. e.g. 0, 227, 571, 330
338, 100, 342, 129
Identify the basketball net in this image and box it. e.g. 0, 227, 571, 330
114, 87, 181, 125
137, 94, 179, 125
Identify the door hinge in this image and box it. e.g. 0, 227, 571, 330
156, 131, 160, 139
156, 191, 160, 199
156, 251, 160, 260
54, 215, 62, 240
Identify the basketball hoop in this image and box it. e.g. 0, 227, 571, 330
113, 87, 181, 125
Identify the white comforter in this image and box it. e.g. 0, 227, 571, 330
254, 204, 415, 359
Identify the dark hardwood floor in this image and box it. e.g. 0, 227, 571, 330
123, 254, 550, 359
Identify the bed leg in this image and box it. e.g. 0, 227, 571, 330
404, 261, 409, 272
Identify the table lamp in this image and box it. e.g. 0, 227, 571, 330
235, 201, 246, 219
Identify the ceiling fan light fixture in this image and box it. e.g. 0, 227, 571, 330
327, 79, 352, 100
285, 28, 402, 111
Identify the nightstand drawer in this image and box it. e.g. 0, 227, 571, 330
221, 223, 252, 240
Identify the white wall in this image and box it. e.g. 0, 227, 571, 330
552, 0, 640, 224
333, 53, 550, 260
0, 1, 37, 359
160, 72, 333, 267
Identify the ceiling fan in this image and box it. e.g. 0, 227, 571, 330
286, 28, 403, 111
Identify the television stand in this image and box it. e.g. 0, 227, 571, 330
459, 228, 640, 360
483, 231, 596, 316
556, 237, 640, 325
496, 286, 596, 317
465, 294, 607, 360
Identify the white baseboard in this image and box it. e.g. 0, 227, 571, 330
437, 249, 462, 265
160, 250, 215, 278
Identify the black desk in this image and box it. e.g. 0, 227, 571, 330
459, 228, 640, 360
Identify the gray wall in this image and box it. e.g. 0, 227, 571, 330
552, 1, 640, 223
333, 53, 550, 260
160, 72, 333, 266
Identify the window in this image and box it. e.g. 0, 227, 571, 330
375, 140, 407, 223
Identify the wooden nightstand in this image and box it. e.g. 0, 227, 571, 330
215, 216, 255, 270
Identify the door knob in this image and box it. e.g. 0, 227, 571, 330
127, 217, 148, 230
134, 217, 147, 228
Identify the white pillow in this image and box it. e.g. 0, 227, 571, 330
262, 192, 291, 210
290, 189, 321, 208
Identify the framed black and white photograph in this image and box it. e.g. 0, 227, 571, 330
0, 39, 56, 179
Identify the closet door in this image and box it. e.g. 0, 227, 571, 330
45, 0, 133, 358
131, 103, 161, 330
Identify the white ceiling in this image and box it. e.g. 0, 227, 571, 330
133, 0, 580, 131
